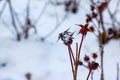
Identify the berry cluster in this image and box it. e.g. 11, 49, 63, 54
86, 5, 98, 23
79, 53, 99, 71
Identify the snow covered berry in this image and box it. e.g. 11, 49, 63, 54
58, 29, 74, 46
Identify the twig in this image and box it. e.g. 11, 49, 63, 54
0, 0, 7, 18
113, 0, 120, 15
117, 63, 119, 80
43, 13, 69, 40
69, 45, 75, 63
26, 0, 31, 20
54, 2, 59, 25
14, 12, 24, 29
7, 0, 19, 34
7, 0, 21, 40
107, 0, 120, 29
1, 18, 15, 35
100, 44, 104, 80
91, 71, 93, 80
86, 70, 92, 80
33, 1, 49, 25
74, 35, 85, 80
49, 0, 64, 6
68, 45, 75, 80
78, 35, 84, 60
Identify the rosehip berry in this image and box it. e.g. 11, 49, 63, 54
92, 53, 98, 59
84, 55, 90, 62
88, 61, 99, 70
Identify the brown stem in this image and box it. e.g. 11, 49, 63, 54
86, 70, 92, 80
8, 0, 20, 41
74, 63, 78, 80
100, 14, 106, 35
100, 45, 104, 80
69, 45, 75, 63
68, 45, 75, 80
75, 43, 78, 59
78, 35, 84, 60
74, 35, 85, 80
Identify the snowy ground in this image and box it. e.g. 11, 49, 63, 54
0, 0, 120, 80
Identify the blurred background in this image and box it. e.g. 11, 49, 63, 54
0, 0, 120, 80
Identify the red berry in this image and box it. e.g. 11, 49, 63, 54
88, 61, 99, 70
92, 53, 98, 59
84, 55, 90, 62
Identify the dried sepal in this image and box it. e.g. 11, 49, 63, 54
88, 26, 95, 32
77, 23, 89, 35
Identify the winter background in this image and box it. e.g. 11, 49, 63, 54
0, 0, 120, 80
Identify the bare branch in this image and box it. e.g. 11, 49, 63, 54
7, 0, 19, 34
43, 13, 69, 40
117, 63, 119, 80
0, 0, 7, 18
33, 0, 49, 25
1, 18, 15, 35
